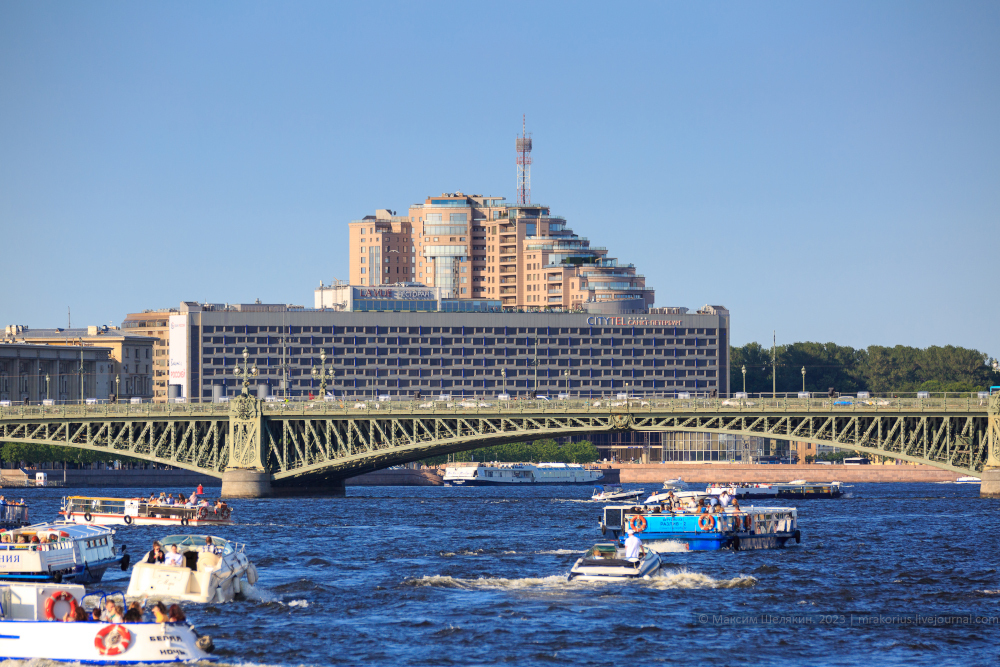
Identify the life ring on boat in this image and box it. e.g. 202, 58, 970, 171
629, 515, 647, 533
43, 590, 77, 621
83, 512, 93, 522
123, 515, 132, 525
198, 507, 209, 520
220, 507, 231, 520
94, 624, 132, 656
698, 514, 716, 531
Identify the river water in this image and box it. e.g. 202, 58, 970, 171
3, 482, 998, 667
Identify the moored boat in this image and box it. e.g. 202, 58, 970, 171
0, 522, 127, 583
591, 484, 644, 502
706, 481, 843, 499
61, 496, 234, 527
567, 542, 661, 581
600, 500, 800, 551
443, 462, 604, 486
126, 534, 258, 604
0, 582, 215, 663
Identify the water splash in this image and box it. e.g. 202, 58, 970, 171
649, 568, 757, 590
401, 574, 570, 590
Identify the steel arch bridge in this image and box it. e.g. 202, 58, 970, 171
0, 394, 997, 492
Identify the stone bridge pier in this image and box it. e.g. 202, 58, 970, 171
981, 393, 1000, 498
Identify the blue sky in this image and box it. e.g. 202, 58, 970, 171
1, 2, 997, 356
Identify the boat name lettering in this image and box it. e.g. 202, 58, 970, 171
149, 635, 183, 642
586, 316, 682, 327
159, 649, 187, 656
0, 554, 19, 563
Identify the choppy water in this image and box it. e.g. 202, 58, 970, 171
2, 482, 998, 667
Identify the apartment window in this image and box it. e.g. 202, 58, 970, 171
449, 213, 467, 222
360, 257, 365, 263
426, 214, 443, 222
360, 267, 366, 274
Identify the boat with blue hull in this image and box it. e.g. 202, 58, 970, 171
600, 502, 800, 552
0, 522, 128, 584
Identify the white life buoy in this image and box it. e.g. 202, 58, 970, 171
246, 562, 259, 586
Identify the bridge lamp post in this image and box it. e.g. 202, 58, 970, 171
563, 369, 570, 397
76, 363, 85, 404
115, 374, 120, 404
501, 367, 506, 397
45, 374, 50, 401
311, 351, 334, 399
741, 365, 746, 395
234, 348, 259, 396
801, 366, 806, 393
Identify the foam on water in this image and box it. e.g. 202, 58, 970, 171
646, 540, 690, 553
402, 574, 570, 590
537, 549, 585, 555
650, 568, 757, 590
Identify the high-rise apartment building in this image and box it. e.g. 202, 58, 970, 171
348, 193, 653, 313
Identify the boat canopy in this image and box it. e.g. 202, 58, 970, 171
159, 534, 233, 553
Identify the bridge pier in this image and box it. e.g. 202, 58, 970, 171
221, 469, 272, 498
980, 470, 1000, 498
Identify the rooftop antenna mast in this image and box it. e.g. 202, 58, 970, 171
516, 115, 532, 205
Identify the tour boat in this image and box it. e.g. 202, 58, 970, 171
0, 522, 128, 583
566, 542, 661, 582
590, 484, 644, 502
661, 477, 686, 490
0, 582, 216, 663
443, 462, 604, 486
126, 534, 258, 604
705, 482, 843, 499
61, 496, 234, 527
955, 476, 981, 484
599, 500, 800, 551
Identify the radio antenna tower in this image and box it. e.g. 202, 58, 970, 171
516, 115, 532, 205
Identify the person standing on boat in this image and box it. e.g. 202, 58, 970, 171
164, 544, 184, 567
719, 489, 732, 508
200, 536, 221, 555
624, 527, 645, 560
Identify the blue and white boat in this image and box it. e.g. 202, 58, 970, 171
0, 522, 128, 583
0, 582, 215, 663
600, 500, 800, 551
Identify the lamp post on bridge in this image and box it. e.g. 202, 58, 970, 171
115, 374, 120, 404
233, 348, 259, 395
801, 366, 806, 393
45, 374, 50, 402
741, 365, 746, 395
501, 367, 507, 397
311, 351, 334, 399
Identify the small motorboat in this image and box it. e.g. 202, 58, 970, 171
0, 522, 128, 584
662, 477, 686, 490
126, 534, 258, 604
567, 542, 661, 582
591, 485, 644, 502
0, 582, 216, 663
956, 476, 981, 484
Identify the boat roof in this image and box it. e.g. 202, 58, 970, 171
3, 522, 113, 538
158, 534, 230, 548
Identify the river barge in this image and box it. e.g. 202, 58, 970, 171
61, 496, 233, 527
443, 462, 604, 486
600, 502, 800, 551
0, 522, 127, 583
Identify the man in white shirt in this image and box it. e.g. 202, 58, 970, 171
164, 544, 184, 567
623, 528, 644, 560
719, 490, 732, 508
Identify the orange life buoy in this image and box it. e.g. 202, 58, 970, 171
94, 624, 132, 656
221, 507, 231, 520
629, 515, 647, 533
698, 514, 716, 531
44, 590, 77, 621
197, 507, 208, 520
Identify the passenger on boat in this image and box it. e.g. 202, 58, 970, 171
165, 544, 184, 567
200, 536, 221, 555
15, 535, 26, 544
719, 489, 732, 508
152, 602, 169, 623
624, 528, 645, 559
102, 600, 124, 623
732, 498, 741, 511
124, 607, 142, 623
214, 499, 226, 514
188, 491, 198, 505
168, 604, 186, 623
146, 542, 165, 564
63, 606, 88, 622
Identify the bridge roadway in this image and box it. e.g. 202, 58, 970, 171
1, 393, 997, 497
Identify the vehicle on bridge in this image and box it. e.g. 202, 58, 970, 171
60, 497, 234, 527
0, 582, 216, 663
600, 499, 800, 551
443, 462, 604, 486
0, 522, 127, 584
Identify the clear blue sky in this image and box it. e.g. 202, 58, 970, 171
2, 2, 997, 356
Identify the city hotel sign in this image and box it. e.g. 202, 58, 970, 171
586, 316, 683, 327
354, 288, 436, 300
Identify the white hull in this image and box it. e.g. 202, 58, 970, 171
127, 535, 257, 604
0, 620, 215, 663
568, 553, 661, 582
63, 512, 233, 527
444, 462, 604, 486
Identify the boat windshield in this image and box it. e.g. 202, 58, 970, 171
585, 544, 618, 559
159, 535, 232, 554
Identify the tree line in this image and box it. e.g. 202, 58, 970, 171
730, 342, 999, 395
1, 442, 146, 468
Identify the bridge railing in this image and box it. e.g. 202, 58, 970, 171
0, 394, 989, 421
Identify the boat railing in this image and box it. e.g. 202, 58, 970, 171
0, 505, 28, 525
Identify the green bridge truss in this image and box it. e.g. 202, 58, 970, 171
1, 394, 997, 483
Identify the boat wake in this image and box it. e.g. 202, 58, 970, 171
645, 540, 690, 553
650, 568, 757, 590
402, 574, 569, 590
536, 549, 586, 555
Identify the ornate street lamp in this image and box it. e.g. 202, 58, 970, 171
45, 374, 50, 401
801, 366, 806, 393
311, 351, 334, 398
115, 374, 120, 404
741, 365, 746, 395
233, 348, 259, 395
501, 367, 507, 397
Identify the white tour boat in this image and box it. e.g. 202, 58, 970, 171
0, 582, 215, 663
591, 484, 644, 502
955, 476, 981, 484
567, 542, 661, 581
127, 534, 258, 604
61, 496, 234, 527
706, 482, 843, 499
0, 522, 128, 584
443, 462, 604, 486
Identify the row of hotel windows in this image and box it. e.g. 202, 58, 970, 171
199, 325, 720, 335
202, 351, 717, 363
202, 368, 715, 378
201, 335, 717, 346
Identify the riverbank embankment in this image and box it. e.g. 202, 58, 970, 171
604, 463, 961, 484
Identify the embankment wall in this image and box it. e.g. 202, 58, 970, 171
605, 463, 962, 484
